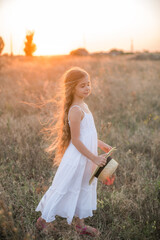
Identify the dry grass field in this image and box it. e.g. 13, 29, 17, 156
0, 54, 160, 240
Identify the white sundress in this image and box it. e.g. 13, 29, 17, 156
35, 104, 98, 225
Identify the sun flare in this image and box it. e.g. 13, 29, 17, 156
0, 0, 160, 55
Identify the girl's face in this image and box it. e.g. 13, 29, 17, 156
74, 76, 91, 99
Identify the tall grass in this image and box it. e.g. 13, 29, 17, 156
0, 55, 159, 239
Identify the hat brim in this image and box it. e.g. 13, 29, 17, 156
89, 158, 118, 185
98, 159, 118, 182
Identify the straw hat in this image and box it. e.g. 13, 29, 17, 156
97, 158, 118, 182
89, 147, 118, 185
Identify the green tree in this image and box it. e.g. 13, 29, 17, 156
24, 31, 36, 56
70, 48, 89, 56
0, 36, 5, 55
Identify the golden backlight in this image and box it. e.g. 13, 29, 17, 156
0, 0, 159, 55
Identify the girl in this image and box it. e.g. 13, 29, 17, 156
35, 66, 112, 237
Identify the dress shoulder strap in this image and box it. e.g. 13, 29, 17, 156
68, 105, 85, 122
69, 105, 82, 111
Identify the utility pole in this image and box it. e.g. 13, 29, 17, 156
83, 32, 86, 49
10, 33, 13, 56
130, 38, 134, 53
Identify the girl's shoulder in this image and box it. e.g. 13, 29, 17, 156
68, 105, 84, 117
69, 102, 89, 113
69, 104, 82, 110
68, 105, 83, 123
68, 103, 90, 122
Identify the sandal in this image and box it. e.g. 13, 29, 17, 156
36, 217, 47, 230
36, 217, 57, 233
75, 224, 100, 237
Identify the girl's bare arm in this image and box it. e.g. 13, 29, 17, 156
69, 108, 97, 161
98, 139, 112, 152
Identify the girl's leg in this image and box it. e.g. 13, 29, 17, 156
74, 217, 85, 227
37, 216, 49, 224
74, 217, 100, 236
36, 216, 57, 232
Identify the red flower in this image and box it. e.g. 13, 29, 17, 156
103, 175, 115, 185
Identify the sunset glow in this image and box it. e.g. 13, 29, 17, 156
0, 0, 160, 55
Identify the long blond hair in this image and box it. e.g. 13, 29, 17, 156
42, 66, 90, 167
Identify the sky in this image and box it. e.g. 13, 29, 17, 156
0, 0, 160, 55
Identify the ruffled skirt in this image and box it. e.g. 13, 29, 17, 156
35, 132, 98, 225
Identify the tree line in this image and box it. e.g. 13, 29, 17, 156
0, 31, 36, 56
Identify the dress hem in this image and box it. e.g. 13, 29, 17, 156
36, 208, 97, 225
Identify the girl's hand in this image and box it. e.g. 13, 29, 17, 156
92, 153, 109, 167
98, 140, 112, 153
103, 143, 112, 153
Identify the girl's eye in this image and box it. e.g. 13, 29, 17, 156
81, 83, 90, 88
